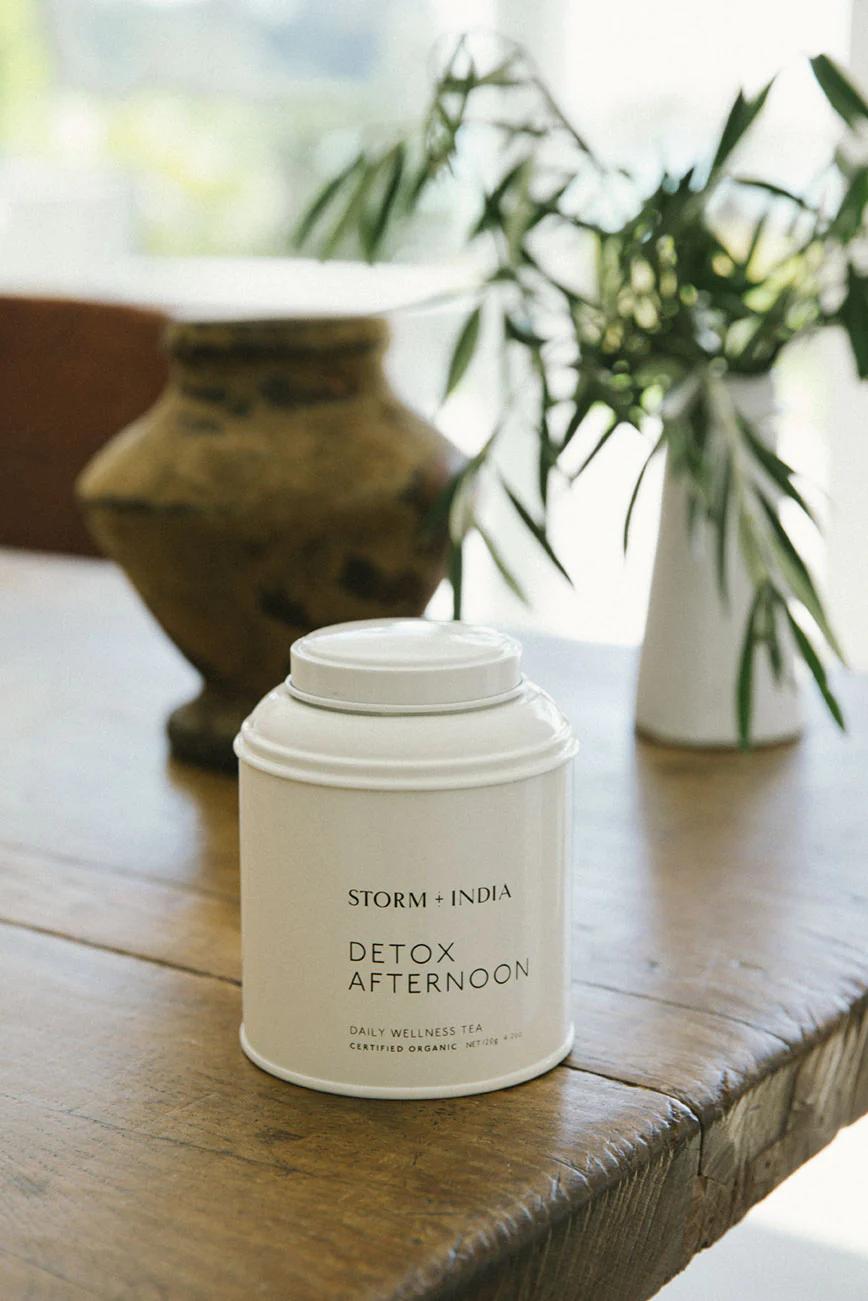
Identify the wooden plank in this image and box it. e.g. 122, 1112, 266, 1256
0, 551, 237, 899
11, 831, 854, 1258
0, 842, 239, 982
0, 923, 700, 1301
0, 1251, 93, 1301
520, 630, 868, 1248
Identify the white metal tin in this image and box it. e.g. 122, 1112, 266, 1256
234, 619, 577, 1099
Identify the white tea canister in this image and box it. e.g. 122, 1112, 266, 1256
234, 619, 577, 1099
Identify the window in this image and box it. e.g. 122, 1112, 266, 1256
2, 0, 862, 659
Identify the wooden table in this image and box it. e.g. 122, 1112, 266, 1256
2, 550, 867, 1301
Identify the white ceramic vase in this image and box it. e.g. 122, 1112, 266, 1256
635, 373, 803, 748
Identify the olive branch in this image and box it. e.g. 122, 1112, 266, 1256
296, 37, 868, 745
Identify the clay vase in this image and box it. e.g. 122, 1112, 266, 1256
77, 316, 465, 770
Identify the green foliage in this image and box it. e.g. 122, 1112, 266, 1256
296, 37, 868, 743
811, 54, 868, 128
444, 306, 483, 399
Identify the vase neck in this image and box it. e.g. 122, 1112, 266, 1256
165, 316, 389, 399
166, 315, 388, 358
719, 372, 777, 427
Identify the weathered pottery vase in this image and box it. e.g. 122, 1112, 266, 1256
77, 316, 464, 769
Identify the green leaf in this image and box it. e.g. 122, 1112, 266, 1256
534, 357, 555, 507
811, 54, 868, 128
407, 152, 440, 205
840, 266, 868, 378
782, 605, 846, 730
449, 540, 463, 619
715, 454, 733, 601
471, 159, 530, 237
447, 473, 475, 544
477, 56, 522, 87
501, 478, 572, 584
490, 157, 532, 208
729, 280, 795, 370
623, 432, 665, 552
740, 421, 817, 523
468, 421, 502, 472
320, 157, 384, 258
737, 506, 766, 587
503, 158, 534, 262
733, 176, 813, 210
366, 144, 406, 260
570, 413, 618, 478
736, 586, 765, 748
440, 56, 521, 91
560, 377, 598, 454
421, 471, 462, 544
444, 305, 482, 400
476, 522, 530, 605
743, 210, 769, 277
711, 80, 774, 173
538, 435, 557, 506
293, 153, 364, 248
831, 168, 868, 242
503, 314, 547, 348
755, 491, 845, 659
763, 595, 784, 683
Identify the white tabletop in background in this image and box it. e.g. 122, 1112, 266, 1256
0, 255, 481, 320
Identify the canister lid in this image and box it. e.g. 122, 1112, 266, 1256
288, 619, 522, 712
237, 621, 578, 789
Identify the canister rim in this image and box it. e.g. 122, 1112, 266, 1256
234, 680, 578, 791
285, 676, 527, 715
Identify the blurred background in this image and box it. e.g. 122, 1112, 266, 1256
2, 0, 867, 663
1, 5, 866, 1293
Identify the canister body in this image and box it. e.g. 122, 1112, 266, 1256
239, 761, 573, 1098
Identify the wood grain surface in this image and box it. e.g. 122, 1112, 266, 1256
1, 549, 867, 1299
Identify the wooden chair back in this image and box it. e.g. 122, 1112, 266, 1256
0, 295, 168, 555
